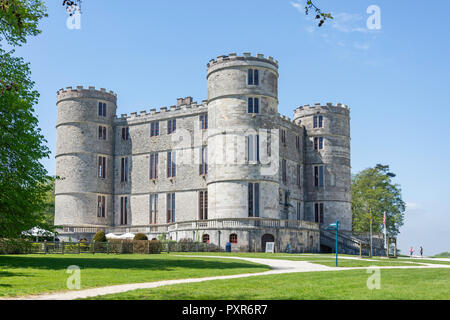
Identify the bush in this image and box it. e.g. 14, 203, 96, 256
92, 230, 106, 242
133, 240, 148, 254
149, 240, 162, 254
134, 233, 148, 240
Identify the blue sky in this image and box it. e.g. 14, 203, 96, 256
13, 0, 450, 255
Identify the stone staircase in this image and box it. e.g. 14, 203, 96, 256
320, 228, 386, 256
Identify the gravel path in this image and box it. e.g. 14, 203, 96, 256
2, 255, 449, 300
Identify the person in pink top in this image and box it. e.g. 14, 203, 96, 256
410, 247, 414, 258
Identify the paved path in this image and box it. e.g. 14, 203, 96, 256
2, 255, 449, 300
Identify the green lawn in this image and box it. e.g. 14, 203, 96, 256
0, 253, 269, 297
86, 268, 450, 300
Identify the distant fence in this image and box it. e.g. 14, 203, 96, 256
0, 239, 223, 255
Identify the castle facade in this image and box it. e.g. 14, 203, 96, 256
55, 53, 351, 252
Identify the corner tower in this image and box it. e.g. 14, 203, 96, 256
55, 86, 117, 235
206, 53, 280, 220
294, 103, 352, 231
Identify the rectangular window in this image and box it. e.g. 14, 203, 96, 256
121, 157, 128, 182
281, 129, 286, 145
98, 126, 107, 140
248, 183, 260, 217
120, 196, 128, 225
150, 121, 159, 137
314, 165, 324, 188
248, 69, 259, 85
97, 195, 106, 218
98, 102, 107, 117
122, 127, 129, 140
297, 202, 301, 220
199, 146, 208, 175
247, 135, 260, 162
282, 159, 287, 184
98, 156, 106, 179
314, 137, 324, 150
297, 164, 301, 188
167, 193, 175, 223
248, 97, 259, 114
149, 153, 158, 180
313, 115, 323, 128
267, 130, 271, 157
167, 151, 176, 178
200, 114, 208, 130
150, 194, 158, 224
199, 190, 208, 220
314, 203, 324, 223
168, 119, 176, 134
296, 135, 300, 151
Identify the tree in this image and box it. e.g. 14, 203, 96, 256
0, 0, 51, 238
303, 0, 333, 27
351, 164, 406, 237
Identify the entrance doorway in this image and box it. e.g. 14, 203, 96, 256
261, 234, 275, 252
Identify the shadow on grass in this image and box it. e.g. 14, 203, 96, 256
0, 255, 265, 275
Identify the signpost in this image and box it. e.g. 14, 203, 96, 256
326, 220, 339, 267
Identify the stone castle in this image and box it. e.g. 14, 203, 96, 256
55, 52, 351, 252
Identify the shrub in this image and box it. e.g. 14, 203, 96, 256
134, 233, 148, 240
133, 240, 149, 254
92, 230, 106, 242
149, 240, 162, 254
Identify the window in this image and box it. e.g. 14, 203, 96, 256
297, 165, 301, 188
247, 135, 260, 162
314, 203, 324, 224
168, 119, 176, 134
296, 135, 300, 151
230, 234, 238, 244
202, 234, 210, 244
98, 102, 107, 117
200, 114, 208, 130
98, 156, 106, 179
167, 151, 176, 178
267, 130, 272, 157
248, 69, 259, 85
282, 159, 287, 184
150, 194, 158, 224
121, 157, 129, 182
149, 153, 158, 180
297, 202, 301, 220
167, 193, 175, 223
98, 126, 107, 140
150, 121, 159, 137
313, 115, 323, 128
199, 190, 208, 220
122, 127, 129, 140
248, 97, 259, 114
314, 165, 324, 188
281, 129, 286, 145
120, 196, 128, 225
97, 195, 106, 218
199, 146, 207, 175
248, 183, 260, 217
314, 137, 324, 150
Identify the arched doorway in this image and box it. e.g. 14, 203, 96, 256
261, 234, 275, 252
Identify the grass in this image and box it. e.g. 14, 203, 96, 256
85, 268, 450, 300
433, 252, 450, 258
0, 253, 269, 297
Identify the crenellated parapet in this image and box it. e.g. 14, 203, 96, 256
56, 85, 117, 104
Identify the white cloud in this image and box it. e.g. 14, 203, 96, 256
332, 12, 368, 33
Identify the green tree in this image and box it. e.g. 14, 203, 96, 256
0, 0, 51, 238
351, 164, 406, 237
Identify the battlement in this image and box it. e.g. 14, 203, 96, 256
56, 86, 118, 104
117, 99, 208, 121
293, 102, 350, 119
207, 52, 278, 69
295, 102, 349, 111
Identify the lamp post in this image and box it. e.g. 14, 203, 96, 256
326, 220, 339, 267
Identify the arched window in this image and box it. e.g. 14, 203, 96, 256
202, 234, 210, 244
229, 234, 238, 244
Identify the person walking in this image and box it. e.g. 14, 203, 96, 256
410, 246, 414, 258
420, 246, 423, 258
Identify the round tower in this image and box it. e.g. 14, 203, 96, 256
206, 53, 280, 220
55, 86, 117, 236
293, 103, 352, 231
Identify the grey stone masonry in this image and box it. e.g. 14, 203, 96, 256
54, 53, 351, 252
